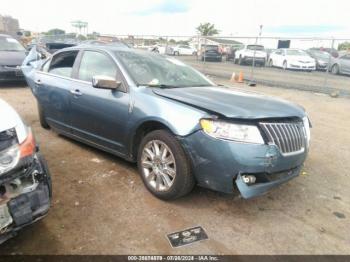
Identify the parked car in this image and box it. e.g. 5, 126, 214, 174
0, 98, 51, 244
306, 49, 331, 71
148, 45, 172, 55
234, 45, 267, 66
329, 52, 350, 75
23, 45, 311, 200
200, 45, 222, 62
171, 45, 197, 56
268, 49, 316, 71
0, 34, 27, 82
310, 47, 339, 58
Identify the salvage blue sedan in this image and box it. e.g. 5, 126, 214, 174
23, 44, 311, 200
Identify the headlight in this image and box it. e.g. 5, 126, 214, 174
0, 128, 36, 176
0, 144, 20, 175
303, 116, 311, 147
200, 119, 264, 144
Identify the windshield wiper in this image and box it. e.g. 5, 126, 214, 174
140, 84, 178, 89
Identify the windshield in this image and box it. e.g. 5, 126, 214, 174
116, 50, 214, 87
0, 37, 25, 51
247, 45, 264, 51
203, 45, 218, 51
286, 49, 308, 56
310, 50, 330, 59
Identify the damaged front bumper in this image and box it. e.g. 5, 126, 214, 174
0, 152, 51, 244
180, 130, 307, 199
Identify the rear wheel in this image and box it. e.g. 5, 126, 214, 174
331, 64, 339, 75
137, 130, 195, 200
37, 103, 50, 129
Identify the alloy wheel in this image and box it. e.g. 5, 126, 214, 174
141, 140, 176, 192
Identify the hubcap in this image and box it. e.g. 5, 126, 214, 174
141, 140, 176, 192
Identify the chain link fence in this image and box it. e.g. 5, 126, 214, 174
30, 33, 350, 97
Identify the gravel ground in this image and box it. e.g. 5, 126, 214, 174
0, 80, 349, 255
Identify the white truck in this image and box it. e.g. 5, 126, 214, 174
234, 45, 267, 66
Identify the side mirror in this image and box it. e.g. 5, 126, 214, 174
92, 76, 121, 90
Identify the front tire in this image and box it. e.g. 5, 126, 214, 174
137, 130, 195, 200
37, 103, 50, 129
331, 64, 339, 75
283, 60, 288, 70
268, 59, 273, 67
238, 56, 243, 65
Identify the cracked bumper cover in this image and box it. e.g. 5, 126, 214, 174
0, 152, 52, 244
180, 130, 307, 199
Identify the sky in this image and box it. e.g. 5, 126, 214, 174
1, 0, 349, 39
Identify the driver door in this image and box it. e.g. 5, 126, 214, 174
69, 50, 130, 155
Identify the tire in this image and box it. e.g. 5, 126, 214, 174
238, 56, 243, 65
37, 103, 50, 129
283, 60, 288, 70
268, 59, 273, 67
331, 64, 339, 75
137, 130, 195, 200
174, 51, 179, 56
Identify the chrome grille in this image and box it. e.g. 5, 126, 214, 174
260, 121, 306, 155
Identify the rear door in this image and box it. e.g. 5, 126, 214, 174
339, 54, 350, 74
35, 50, 79, 133
69, 49, 130, 154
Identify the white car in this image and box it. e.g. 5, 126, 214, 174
268, 49, 316, 71
0, 98, 52, 244
171, 45, 197, 56
234, 45, 267, 66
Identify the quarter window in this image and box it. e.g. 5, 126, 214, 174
78, 51, 117, 82
49, 51, 79, 77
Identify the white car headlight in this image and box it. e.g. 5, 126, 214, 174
200, 119, 264, 144
303, 116, 311, 147
0, 144, 20, 176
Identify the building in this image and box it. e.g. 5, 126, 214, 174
0, 15, 20, 36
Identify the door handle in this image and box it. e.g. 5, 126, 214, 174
70, 89, 83, 96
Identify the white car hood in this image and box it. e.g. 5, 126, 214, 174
287, 55, 314, 62
0, 98, 27, 143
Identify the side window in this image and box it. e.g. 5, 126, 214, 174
78, 51, 117, 82
41, 59, 51, 72
341, 54, 350, 60
49, 51, 78, 77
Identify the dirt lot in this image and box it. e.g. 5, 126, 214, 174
0, 80, 349, 255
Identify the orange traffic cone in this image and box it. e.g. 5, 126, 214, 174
237, 71, 244, 83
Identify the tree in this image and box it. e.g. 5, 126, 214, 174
338, 41, 350, 51
196, 23, 220, 36
46, 28, 66, 36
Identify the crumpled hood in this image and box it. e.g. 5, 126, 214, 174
153, 86, 305, 119
0, 51, 26, 66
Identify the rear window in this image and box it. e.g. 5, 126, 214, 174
247, 45, 264, 51
0, 37, 25, 52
